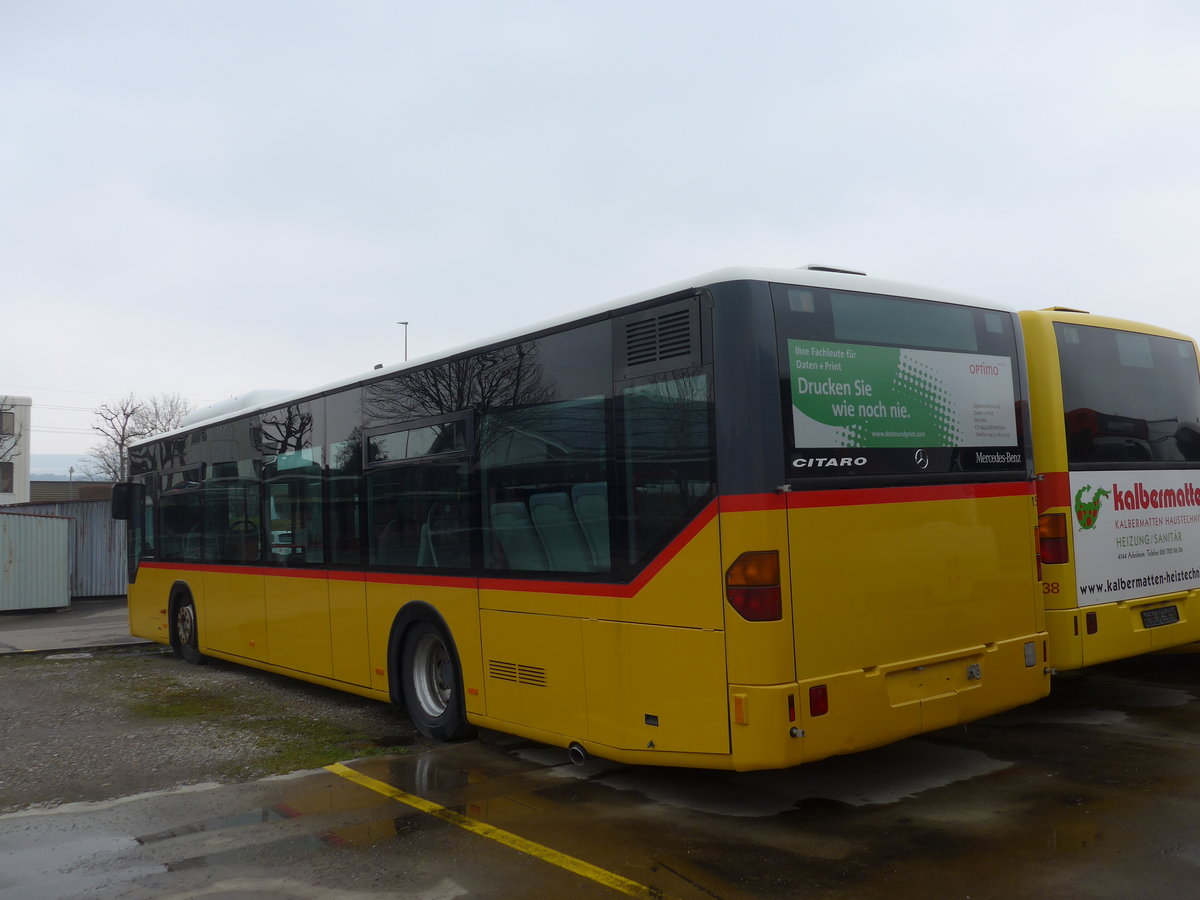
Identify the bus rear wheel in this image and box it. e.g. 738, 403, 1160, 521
401, 621, 471, 741
173, 595, 205, 665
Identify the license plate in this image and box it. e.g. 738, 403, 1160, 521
1141, 605, 1180, 628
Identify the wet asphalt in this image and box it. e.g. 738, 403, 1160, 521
4, 602, 1200, 898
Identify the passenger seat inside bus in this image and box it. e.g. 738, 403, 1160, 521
490, 501, 549, 570
570, 482, 609, 569
530, 492, 595, 571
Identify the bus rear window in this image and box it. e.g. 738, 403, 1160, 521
772, 284, 1026, 480
1055, 323, 1200, 467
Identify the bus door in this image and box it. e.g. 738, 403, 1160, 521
264, 461, 332, 677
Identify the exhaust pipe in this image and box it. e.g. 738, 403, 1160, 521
567, 742, 588, 766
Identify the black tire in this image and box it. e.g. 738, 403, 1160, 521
173, 595, 206, 665
400, 620, 471, 741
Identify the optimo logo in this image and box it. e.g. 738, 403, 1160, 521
792, 455, 867, 469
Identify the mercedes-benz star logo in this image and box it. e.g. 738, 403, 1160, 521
914, 449, 930, 470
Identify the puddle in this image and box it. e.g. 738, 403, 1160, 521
988, 707, 1129, 727
556, 742, 1011, 816
137, 805, 307, 845
0, 833, 161, 900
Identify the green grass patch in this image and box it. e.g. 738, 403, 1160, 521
104, 655, 413, 776
127, 684, 238, 719
231, 718, 411, 778
12, 651, 416, 780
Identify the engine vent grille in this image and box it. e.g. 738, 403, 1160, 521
615, 297, 701, 379
625, 308, 694, 367
488, 660, 547, 687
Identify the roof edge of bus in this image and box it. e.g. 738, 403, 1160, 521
134, 265, 1013, 449
1020, 307, 1197, 343
178, 389, 299, 430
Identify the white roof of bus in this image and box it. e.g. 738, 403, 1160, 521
164, 265, 1010, 439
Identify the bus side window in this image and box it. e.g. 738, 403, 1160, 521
267, 477, 324, 565
366, 461, 471, 569
621, 371, 715, 567
479, 397, 609, 574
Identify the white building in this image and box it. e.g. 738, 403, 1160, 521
0, 396, 32, 505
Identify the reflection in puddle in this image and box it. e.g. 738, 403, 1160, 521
551, 742, 1011, 816
137, 804, 305, 845
1085, 681, 1193, 709
0, 834, 162, 900
163, 833, 328, 873
988, 707, 1129, 727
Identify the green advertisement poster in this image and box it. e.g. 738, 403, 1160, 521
788, 339, 1017, 449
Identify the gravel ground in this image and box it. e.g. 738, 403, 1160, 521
0, 648, 431, 815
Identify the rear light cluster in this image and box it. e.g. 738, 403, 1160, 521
725, 551, 782, 621
1038, 513, 1069, 565
808, 684, 829, 717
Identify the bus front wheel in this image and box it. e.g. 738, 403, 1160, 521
173, 594, 205, 665
401, 621, 471, 741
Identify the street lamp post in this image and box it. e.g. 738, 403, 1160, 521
397, 321, 409, 361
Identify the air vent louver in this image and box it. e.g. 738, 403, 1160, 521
488, 660, 547, 686
616, 298, 701, 378
625, 308, 693, 366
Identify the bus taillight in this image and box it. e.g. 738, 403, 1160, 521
809, 684, 829, 717
1038, 513, 1069, 565
725, 550, 782, 622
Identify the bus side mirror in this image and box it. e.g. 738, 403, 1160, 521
111, 482, 143, 520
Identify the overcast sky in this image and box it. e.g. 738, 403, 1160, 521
5, 1, 1200, 469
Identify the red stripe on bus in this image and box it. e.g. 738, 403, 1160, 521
720, 482, 1033, 514
720, 493, 788, 513
786, 480, 1034, 509
138, 482, 1030, 594
367, 572, 477, 589
141, 561, 329, 580
1035, 471, 1070, 512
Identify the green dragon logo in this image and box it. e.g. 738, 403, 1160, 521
1074, 484, 1110, 530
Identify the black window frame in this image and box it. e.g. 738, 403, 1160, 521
771, 282, 1030, 488
1055, 322, 1200, 471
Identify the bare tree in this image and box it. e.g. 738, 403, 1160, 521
84, 392, 193, 481
140, 393, 193, 436
0, 398, 25, 466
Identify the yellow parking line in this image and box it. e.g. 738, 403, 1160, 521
325, 762, 668, 898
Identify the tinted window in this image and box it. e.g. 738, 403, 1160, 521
480, 397, 609, 573
158, 468, 203, 562
367, 460, 472, 568
368, 420, 466, 463
263, 402, 325, 565
327, 387, 363, 567
202, 419, 262, 564
772, 284, 1025, 480
1056, 323, 1200, 466
622, 371, 715, 568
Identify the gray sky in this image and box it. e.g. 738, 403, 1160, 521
5, 1, 1200, 468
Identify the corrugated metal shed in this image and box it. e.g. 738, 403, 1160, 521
3, 500, 126, 598
0, 512, 70, 611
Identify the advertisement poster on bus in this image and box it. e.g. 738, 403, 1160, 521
1070, 471, 1200, 606
787, 339, 1019, 459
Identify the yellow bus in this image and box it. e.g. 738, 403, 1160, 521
1021, 308, 1200, 670
114, 266, 1049, 771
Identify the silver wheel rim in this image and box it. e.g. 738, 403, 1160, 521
411, 632, 452, 718
177, 604, 196, 648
